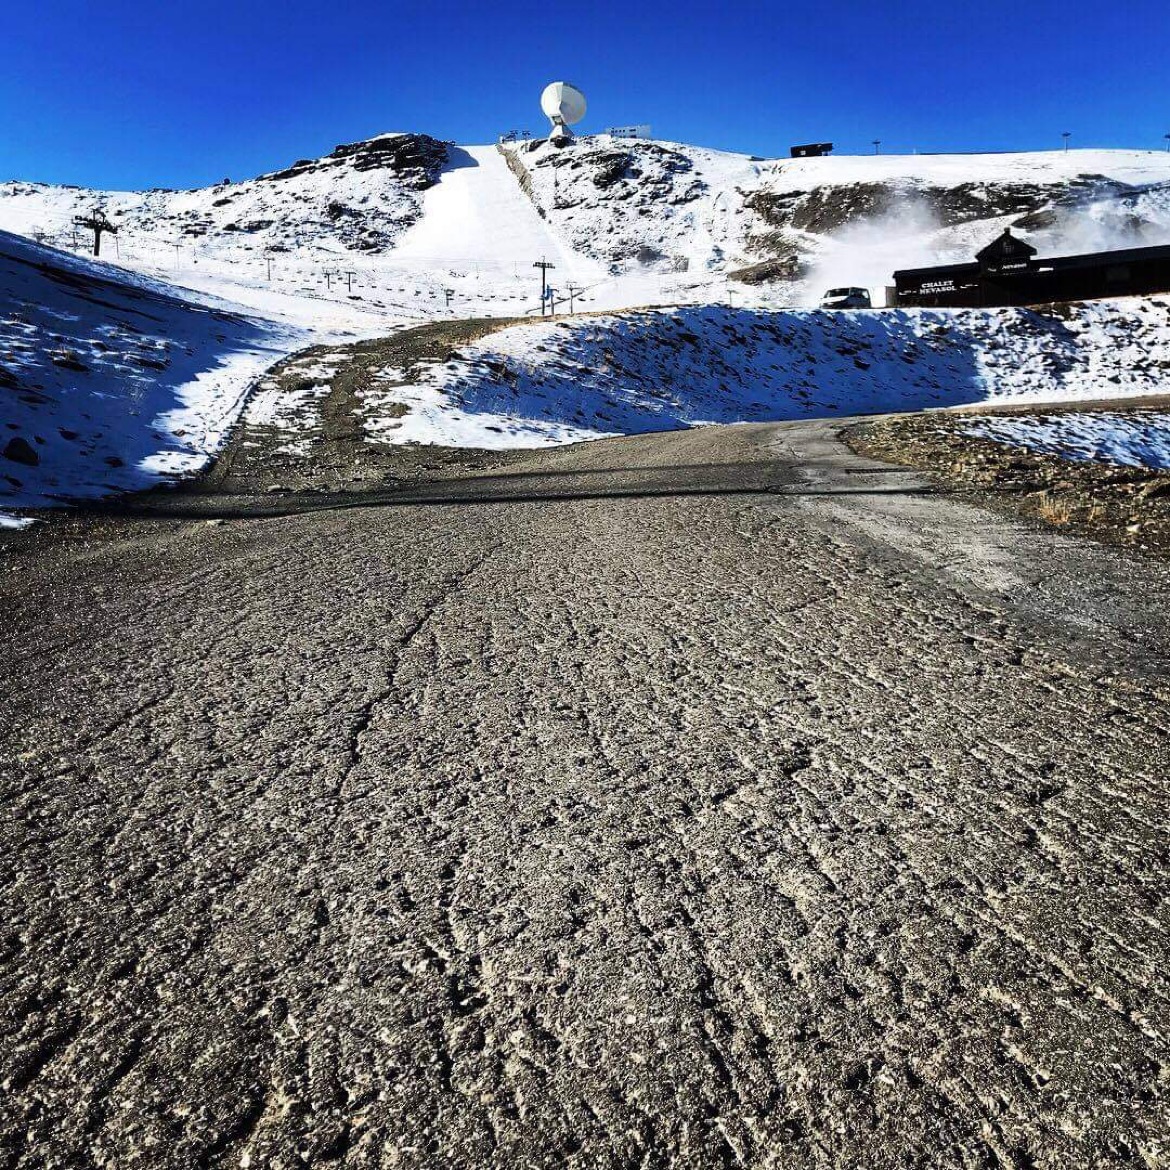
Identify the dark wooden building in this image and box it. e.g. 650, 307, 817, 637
892, 228, 1170, 308
790, 142, 833, 159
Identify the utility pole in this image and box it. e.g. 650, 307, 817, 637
1062, 131, 1071, 153
546, 287, 556, 319
533, 257, 556, 316
324, 268, 336, 291
173, 241, 182, 267
444, 288, 454, 309
565, 282, 582, 313
1164, 133, 1170, 153
265, 252, 273, 281
872, 139, 881, 155
343, 270, 357, 293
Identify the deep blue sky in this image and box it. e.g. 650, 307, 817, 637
4, 0, 1168, 189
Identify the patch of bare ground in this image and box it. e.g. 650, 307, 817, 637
850, 407, 1170, 559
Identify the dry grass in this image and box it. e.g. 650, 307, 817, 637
1034, 492, 1076, 526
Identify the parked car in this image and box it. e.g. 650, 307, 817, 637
819, 286, 872, 309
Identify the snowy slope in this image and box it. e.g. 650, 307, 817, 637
503, 140, 1170, 304
960, 412, 1170, 469
0, 134, 463, 330
354, 298, 1170, 448
391, 146, 607, 304
0, 230, 297, 513
500, 135, 763, 274
0, 134, 446, 260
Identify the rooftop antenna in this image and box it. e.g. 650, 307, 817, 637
541, 81, 587, 143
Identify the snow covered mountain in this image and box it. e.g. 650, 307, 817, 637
498, 136, 762, 275
3, 134, 1169, 319
0, 133, 449, 261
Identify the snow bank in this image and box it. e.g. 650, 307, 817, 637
373, 298, 1170, 448
0, 230, 300, 510
960, 412, 1170, 469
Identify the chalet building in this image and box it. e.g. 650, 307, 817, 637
892, 228, 1170, 308
790, 142, 833, 158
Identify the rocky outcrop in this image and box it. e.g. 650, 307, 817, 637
745, 174, 1144, 240
726, 255, 805, 284
530, 140, 705, 208
260, 133, 449, 189
498, 143, 544, 218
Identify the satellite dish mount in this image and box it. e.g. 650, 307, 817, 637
540, 81, 587, 143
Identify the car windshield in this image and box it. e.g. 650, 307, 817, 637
826, 289, 849, 297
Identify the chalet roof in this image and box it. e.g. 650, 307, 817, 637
976, 229, 1037, 265
1044, 242, 1170, 270
894, 241, 1170, 284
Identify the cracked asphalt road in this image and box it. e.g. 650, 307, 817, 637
3, 418, 1170, 1169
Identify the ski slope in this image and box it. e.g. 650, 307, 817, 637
393, 146, 604, 289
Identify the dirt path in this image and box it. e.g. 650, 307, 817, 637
3, 401, 1170, 1167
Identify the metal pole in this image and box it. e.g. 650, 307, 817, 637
533, 258, 555, 317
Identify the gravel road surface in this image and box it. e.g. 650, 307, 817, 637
3, 410, 1170, 1169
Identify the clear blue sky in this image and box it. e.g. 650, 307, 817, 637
4, 0, 1168, 189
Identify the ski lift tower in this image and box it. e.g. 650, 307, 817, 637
74, 208, 119, 257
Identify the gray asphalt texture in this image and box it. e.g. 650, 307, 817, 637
3, 400, 1170, 1167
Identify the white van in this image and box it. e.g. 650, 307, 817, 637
819, 287, 872, 309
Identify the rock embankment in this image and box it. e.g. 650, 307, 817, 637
852, 404, 1170, 559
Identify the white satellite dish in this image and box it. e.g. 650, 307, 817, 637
541, 81, 587, 141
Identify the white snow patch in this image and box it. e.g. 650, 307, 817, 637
960, 412, 1170, 469
0, 230, 301, 509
